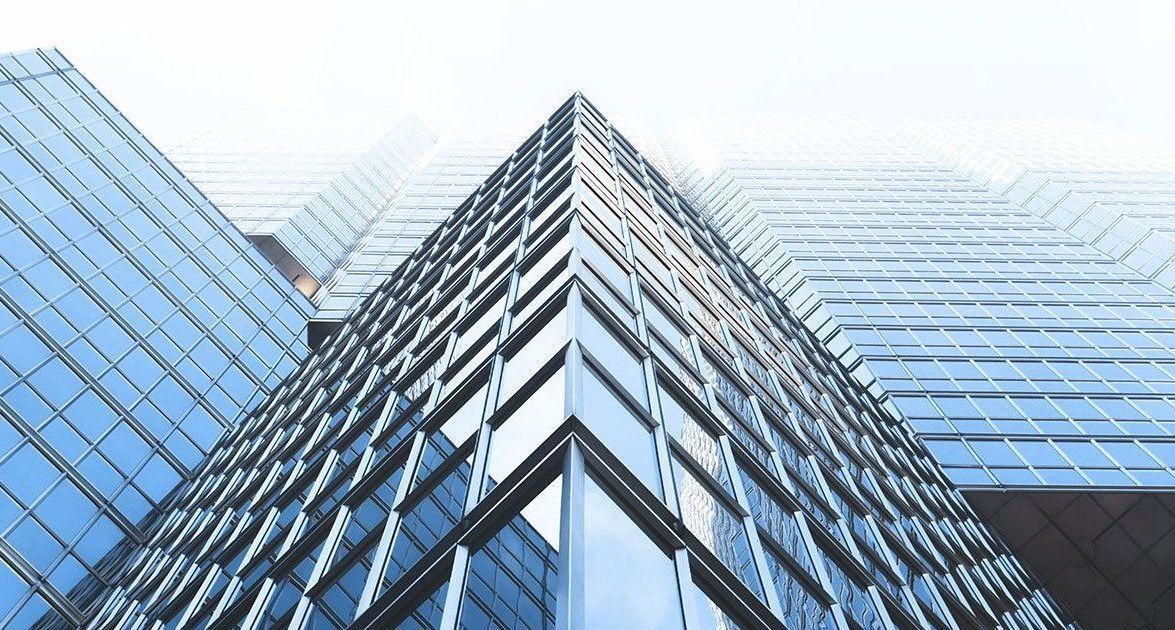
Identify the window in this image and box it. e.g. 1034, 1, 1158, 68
579, 309, 645, 407
487, 368, 565, 490
672, 455, 762, 598
500, 309, 567, 402
582, 475, 683, 629
459, 476, 561, 629
581, 366, 659, 496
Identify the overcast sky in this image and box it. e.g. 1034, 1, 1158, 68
2, 0, 1173, 147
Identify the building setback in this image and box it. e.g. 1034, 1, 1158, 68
901, 117, 1175, 292
675, 116, 1175, 627
83, 95, 1065, 630
0, 49, 313, 626
169, 111, 436, 298
314, 129, 516, 323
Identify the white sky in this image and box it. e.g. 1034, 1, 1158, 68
2, 0, 1174, 147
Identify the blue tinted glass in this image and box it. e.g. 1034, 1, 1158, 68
581, 367, 659, 496
0, 444, 57, 504
0, 558, 28, 617
583, 475, 683, 629
459, 477, 560, 629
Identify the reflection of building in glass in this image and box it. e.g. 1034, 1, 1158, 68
83, 95, 1065, 629
0, 49, 312, 627
674, 116, 1175, 627
169, 111, 436, 297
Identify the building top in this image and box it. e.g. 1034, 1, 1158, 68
673, 115, 1175, 491
901, 116, 1175, 291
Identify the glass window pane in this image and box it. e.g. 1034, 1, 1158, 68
580, 311, 645, 407
672, 456, 762, 598
582, 475, 684, 629
688, 578, 742, 630
501, 310, 567, 400
382, 457, 471, 590
395, 580, 449, 630
487, 369, 565, 491
459, 476, 561, 629
581, 367, 659, 496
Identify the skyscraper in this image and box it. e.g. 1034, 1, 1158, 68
900, 118, 1175, 291
314, 129, 516, 323
674, 116, 1175, 626
0, 49, 313, 626
169, 111, 436, 298
84, 95, 1065, 630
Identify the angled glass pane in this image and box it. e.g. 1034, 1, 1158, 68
393, 580, 449, 630
582, 474, 684, 629
459, 475, 561, 629
581, 365, 660, 496
486, 368, 565, 492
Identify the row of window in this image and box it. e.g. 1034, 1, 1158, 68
689, 121, 1175, 500
0, 49, 314, 624
84, 97, 1065, 629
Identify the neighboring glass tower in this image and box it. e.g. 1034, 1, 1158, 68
0, 49, 313, 626
85, 95, 1065, 630
900, 117, 1175, 291
169, 111, 435, 297
674, 116, 1175, 627
315, 129, 516, 322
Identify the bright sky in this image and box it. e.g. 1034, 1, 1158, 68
2, 0, 1173, 147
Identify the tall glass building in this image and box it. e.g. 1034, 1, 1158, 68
315, 129, 516, 322
0, 49, 313, 626
900, 118, 1175, 291
83, 95, 1065, 630
674, 116, 1175, 627
169, 111, 435, 298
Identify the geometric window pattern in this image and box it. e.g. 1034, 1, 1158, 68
316, 129, 516, 321
900, 117, 1175, 292
675, 116, 1175, 491
81, 95, 1067, 629
0, 48, 314, 626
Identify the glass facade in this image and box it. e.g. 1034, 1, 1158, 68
169, 111, 436, 297
900, 118, 1175, 291
83, 95, 1065, 630
315, 130, 516, 321
897, 118, 1175, 628
674, 117, 1175, 492
0, 48, 313, 626
673, 116, 1175, 627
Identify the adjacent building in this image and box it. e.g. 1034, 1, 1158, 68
314, 129, 516, 323
900, 117, 1175, 291
169, 111, 435, 298
674, 116, 1175, 626
84, 95, 1065, 630
174, 114, 518, 343
0, 49, 313, 626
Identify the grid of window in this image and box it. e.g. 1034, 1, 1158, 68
900, 117, 1175, 291
0, 48, 315, 625
82, 95, 1066, 629
170, 111, 436, 297
674, 117, 1175, 491
316, 130, 516, 320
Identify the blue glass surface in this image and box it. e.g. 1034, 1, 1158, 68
0, 47, 313, 621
